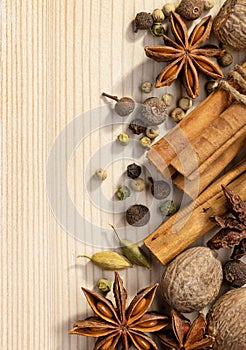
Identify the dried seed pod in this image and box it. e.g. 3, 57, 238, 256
218, 52, 233, 67
77, 252, 133, 270
142, 97, 167, 125
207, 287, 246, 349
178, 97, 193, 111
162, 93, 174, 107
152, 9, 165, 23
127, 163, 142, 179
145, 126, 160, 139
102, 92, 135, 116
150, 179, 171, 200
139, 136, 152, 148
97, 278, 112, 295
213, 0, 246, 50
95, 168, 108, 181
129, 119, 146, 135
117, 185, 131, 200
150, 23, 166, 37
159, 200, 177, 216
126, 204, 150, 227
117, 133, 130, 146
133, 12, 153, 32
141, 81, 153, 93
223, 259, 246, 287
110, 224, 151, 269
204, 0, 215, 10
176, 0, 204, 20
161, 246, 223, 313
171, 107, 185, 122
130, 178, 146, 192
205, 80, 219, 94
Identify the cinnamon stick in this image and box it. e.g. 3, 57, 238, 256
170, 102, 246, 177
173, 133, 246, 198
144, 160, 246, 265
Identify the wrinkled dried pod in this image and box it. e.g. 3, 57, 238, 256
213, 0, 246, 50
207, 287, 246, 349
161, 246, 223, 313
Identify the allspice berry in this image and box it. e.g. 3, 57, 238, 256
223, 259, 246, 287
126, 204, 150, 227
102, 92, 135, 117
129, 119, 146, 135
133, 12, 153, 32
127, 163, 142, 179
150, 178, 171, 200
161, 246, 223, 313
142, 97, 167, 125
176, 0, 204, 20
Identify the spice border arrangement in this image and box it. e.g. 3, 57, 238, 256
69, 1, 246, 349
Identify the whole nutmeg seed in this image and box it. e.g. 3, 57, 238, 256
102, 92, 135, 117
207, 287, 246, 349
176, 0, 204, 20
161, 246, 223, 313
142, 97, 167, 125
133, 12, 153, 32
126, 204, 150, 227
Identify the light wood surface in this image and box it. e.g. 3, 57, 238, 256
1, 1, 244, 349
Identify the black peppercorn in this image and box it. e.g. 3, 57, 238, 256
133, 12, 153, 33
149, 178, 171, 200
126, 204, 150, 227
223, 260, 246, 288
129, 119, 146, 135
127, 163, 142, 179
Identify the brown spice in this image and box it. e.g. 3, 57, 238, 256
223, 259, 246, 288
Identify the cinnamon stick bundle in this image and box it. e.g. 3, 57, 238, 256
144, 160, 246, 265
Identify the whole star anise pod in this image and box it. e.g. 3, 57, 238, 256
156, 309, 215, 350
145, 12, 224, 98
207, 185, 246, 259
69, 272, 168, 349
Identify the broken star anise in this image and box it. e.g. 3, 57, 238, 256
145, 12, 224, 98
156, 309, 215, 350
69, 272, 168, 350
207, 185, 246, 259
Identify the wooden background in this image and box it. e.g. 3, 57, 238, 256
1, 1, 245, 349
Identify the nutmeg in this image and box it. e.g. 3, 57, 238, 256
161, 246, 223, 313
207, 287, 246, 349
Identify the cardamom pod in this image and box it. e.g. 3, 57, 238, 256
110, 224, 151, 269
77, 251, 133, 270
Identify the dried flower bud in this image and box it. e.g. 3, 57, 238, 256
95, 168, 108, 181
97, 278, 112, 295
178, 97, 193, 111
102, 92, 135, 116
77, 252, 133, 270
145, 126, 160, 139
133, 12, 153, 32
162, 93, 174, 107
129, 119, 146, 135
152, 8, 165, 23
117, 185, 131, 200
139, 136, 152, 148
218, 52, 233, 67
205, 80, 219, 94
141, 81, 153, 93
118, 133, 130, 146
176, 0, 204, 20
150, 23, 166, 37
204, 0, 215, 10
171, 107, 185, 122
223, 259, 246, 288
127, 163, 142, 179
130, 178, 146, 192
159, 200, 177, 216
150, 178, 171, 200
142, 97, 167, 125
126, 204, 150, 227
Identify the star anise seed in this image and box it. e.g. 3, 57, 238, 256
69, 272, 168, 350
156, 309, 215, 350
145, 12, 224, 98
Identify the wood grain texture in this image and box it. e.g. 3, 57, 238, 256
1, 1, 244, 349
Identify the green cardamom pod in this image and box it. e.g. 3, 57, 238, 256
109, 224, 151, 269
77, 251, 133, 270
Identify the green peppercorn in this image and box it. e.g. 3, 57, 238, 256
162, 93, 174, 107
150, 23, 166, 37
141, 81, 153, 93
139, 136, 152, 148
95, 168, 108, 181
117, 133, 130, 146
152, 8, 165, 23
171, 107, 185, 123
145, 126, 160, 139
97, 278, 112, 295
178, 97, 193, 111
204, 0, 215, 10
117, 185, 131, 200
159, 200, 177, 216
130, 178, 146, 192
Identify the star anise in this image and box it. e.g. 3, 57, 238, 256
69, 272, 168, 349
207, 185, 246, 259
145, 12, 224, 98
156, 309, 215, 350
